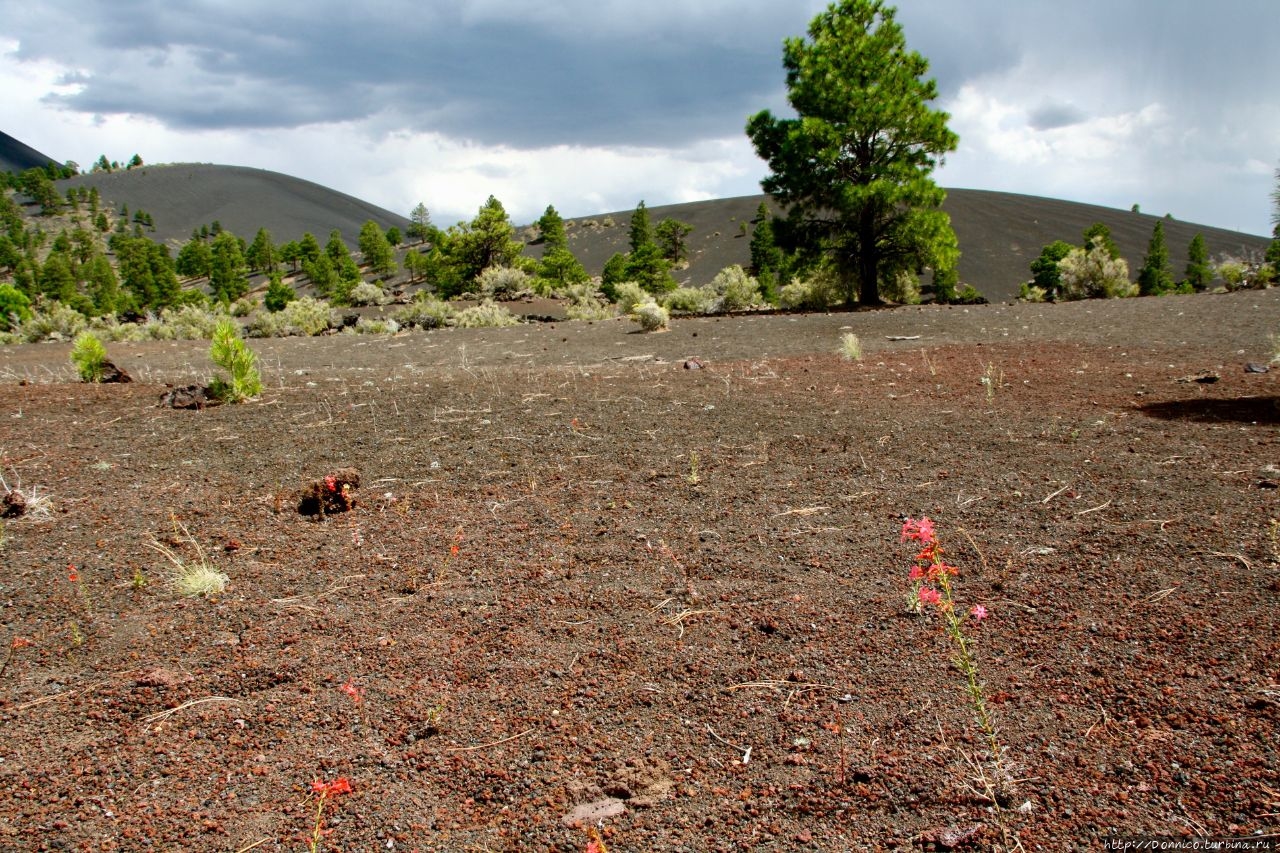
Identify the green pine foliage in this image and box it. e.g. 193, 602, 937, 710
1183, 233, 1213, 292
1137, 221, 1174, 296
208, 319, 262, 403
70, 330, 108, 382
746, 0, 959, 305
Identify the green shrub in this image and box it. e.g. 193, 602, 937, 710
1216, 261, 1246, 291
351, 317, 400, 335
154, 303, 228, 340
246, 296, 334, 337
392, 293, 454, 329
348, 281, 388, 307
264, 275, 296, 312
631, 299, 670, 332
230, 296, 257, 317
663, 286, 713, 314
1018, 283, 1049, 303
208, 319, 262, 403
9, 299, 88, 343
611, 281, 649, 316
710, 264, 762, 311
1059, 240, 1132, 300
882, 270, 921, 305
476, 266, 531, 299
453, 300, 521, 329
0, 284, 32, 331
779, 271, 842, 310
70, 331, 108, 381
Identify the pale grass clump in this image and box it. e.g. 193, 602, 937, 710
147, 524, 228, 597
838, 332, 862, 361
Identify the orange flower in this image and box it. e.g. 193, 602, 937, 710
67, 564, 79, 584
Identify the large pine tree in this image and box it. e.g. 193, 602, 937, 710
747, 0, 959, 305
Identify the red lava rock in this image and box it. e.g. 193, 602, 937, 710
1, 489, 25, 518
297, 468, 361, 517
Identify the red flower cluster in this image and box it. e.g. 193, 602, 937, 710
902, 517, 989, 623
311, 777, 353, 798
901, 517, 958, 583
339, 678, 364, 703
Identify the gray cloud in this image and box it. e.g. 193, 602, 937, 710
3, 0, 827, 148
1027, 102, 1087, 131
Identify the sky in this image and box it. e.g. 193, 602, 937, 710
1, 0, 1275, 235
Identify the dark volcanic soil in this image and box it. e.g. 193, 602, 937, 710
0, 291, 1278, 852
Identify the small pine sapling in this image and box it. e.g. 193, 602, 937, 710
208, 319, 262, 403
70, 331, 108, 382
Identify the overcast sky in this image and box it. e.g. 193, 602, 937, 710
1, 0, 1275, 235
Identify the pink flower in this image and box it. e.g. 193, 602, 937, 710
917, 586, 942, 606
970, 604, 988, 621
908, 565, 925, 581
906, 514, 936, 540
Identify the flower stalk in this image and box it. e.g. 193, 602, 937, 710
902, 518, 1007, 789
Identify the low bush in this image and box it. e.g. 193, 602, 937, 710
453, 300, 520, 329
779, 271, 842, 310
611, 281, 649, 316
709, 265, 762, 312
663, 286, 713, 314
476, 266, 531, 300
630, 299, 669, 332
246, 297, 334, 338
392, 293, 454, 329
347, 281, 389, 307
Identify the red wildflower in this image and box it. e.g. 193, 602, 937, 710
901, 517, 936, 544
67, 564, 79, 584
917, 586, 942, 606
339, 678, 363, 703
970, 604, 989, 621
311, 777, 353, 798
324, 475, 338, 493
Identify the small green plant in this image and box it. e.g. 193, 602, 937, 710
130, 566, 148, 590
838, 332, 862, 361
147, 520, 229, 597
687, 452, 700, 485
208, 319, 262, 403
70, 331, 108, 382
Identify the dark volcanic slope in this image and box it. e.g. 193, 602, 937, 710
551, 191, 1271, 303
0, 130, 62, 174
48, 157, 1270, 304
60, 163, 410, 249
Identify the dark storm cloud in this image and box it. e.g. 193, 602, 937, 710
1027, 102, 1087, 132
0, 0, 828, 147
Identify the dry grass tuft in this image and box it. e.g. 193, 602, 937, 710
147, 521, 229, 597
